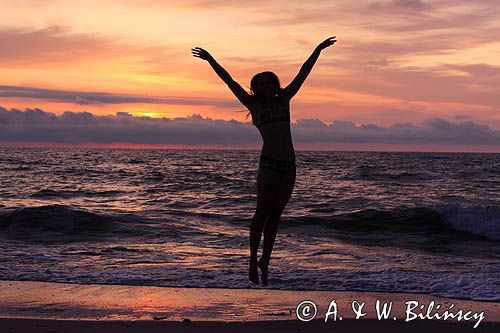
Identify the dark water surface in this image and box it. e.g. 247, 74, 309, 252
0, 148, 499, 301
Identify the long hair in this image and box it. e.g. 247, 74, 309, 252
243, 71, 284, 121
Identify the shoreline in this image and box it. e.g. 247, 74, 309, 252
1, 317, 500, 333
0, 280, 498, 332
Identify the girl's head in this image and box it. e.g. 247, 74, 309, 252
244, 71, 283, 121
250, 71, 283, 100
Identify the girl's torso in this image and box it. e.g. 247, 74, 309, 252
249, 96, 295, 161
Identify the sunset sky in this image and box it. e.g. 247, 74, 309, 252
1, 0, 500, 151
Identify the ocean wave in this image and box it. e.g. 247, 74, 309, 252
0, 204, 141, 242
353, 165, 434, 182
29, 188, 125, 198
4, 165, 33, 171
432, 204, 500, 241
1, 203, 498, 246
286, 204, 500, 242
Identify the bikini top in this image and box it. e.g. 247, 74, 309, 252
251, 99, 290, 128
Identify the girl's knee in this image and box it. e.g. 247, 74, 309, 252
256, 200, 275, 216
252, 210, 269, 228
264, 217, 280, 233
267, 207, 284, 222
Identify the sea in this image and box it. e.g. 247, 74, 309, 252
0, 148, 499, 301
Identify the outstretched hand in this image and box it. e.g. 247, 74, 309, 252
191, 47, 214, 61
315, 36, 337, 51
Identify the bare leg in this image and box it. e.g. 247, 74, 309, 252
259, 211, 283, 286
249, 212, 267, 283
249, 167, 279, 284
259, 167, 296, 286
258, 215, 279, 285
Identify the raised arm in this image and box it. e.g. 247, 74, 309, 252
282, 36, 337, 100
191, 47, 254, 108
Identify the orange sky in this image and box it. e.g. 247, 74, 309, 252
1, 0, 500, 150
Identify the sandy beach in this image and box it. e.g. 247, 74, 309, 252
0, 280, 498, 332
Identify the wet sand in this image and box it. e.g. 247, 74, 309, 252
0, 280, 498, 332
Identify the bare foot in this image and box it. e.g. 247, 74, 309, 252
257, 258, 269, 286
249, 259, 259, 284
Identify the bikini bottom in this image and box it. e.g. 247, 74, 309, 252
259, 154, 296, 176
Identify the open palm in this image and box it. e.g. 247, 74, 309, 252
191, 47, 213, 61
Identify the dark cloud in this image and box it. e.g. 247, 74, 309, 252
443, 64, 500, 78
0, 85, 238, 108
368, 0, 430, 11
1, 107, 498, 147
0, 107, 255, 145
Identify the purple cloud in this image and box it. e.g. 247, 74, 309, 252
1, 107, 498, 147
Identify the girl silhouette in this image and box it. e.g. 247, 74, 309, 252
192, 36, 337, 285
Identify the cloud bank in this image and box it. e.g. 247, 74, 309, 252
0, 85, 237, 108
1, 107, 499, 147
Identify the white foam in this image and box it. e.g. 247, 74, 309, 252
432, 204, 500, 241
